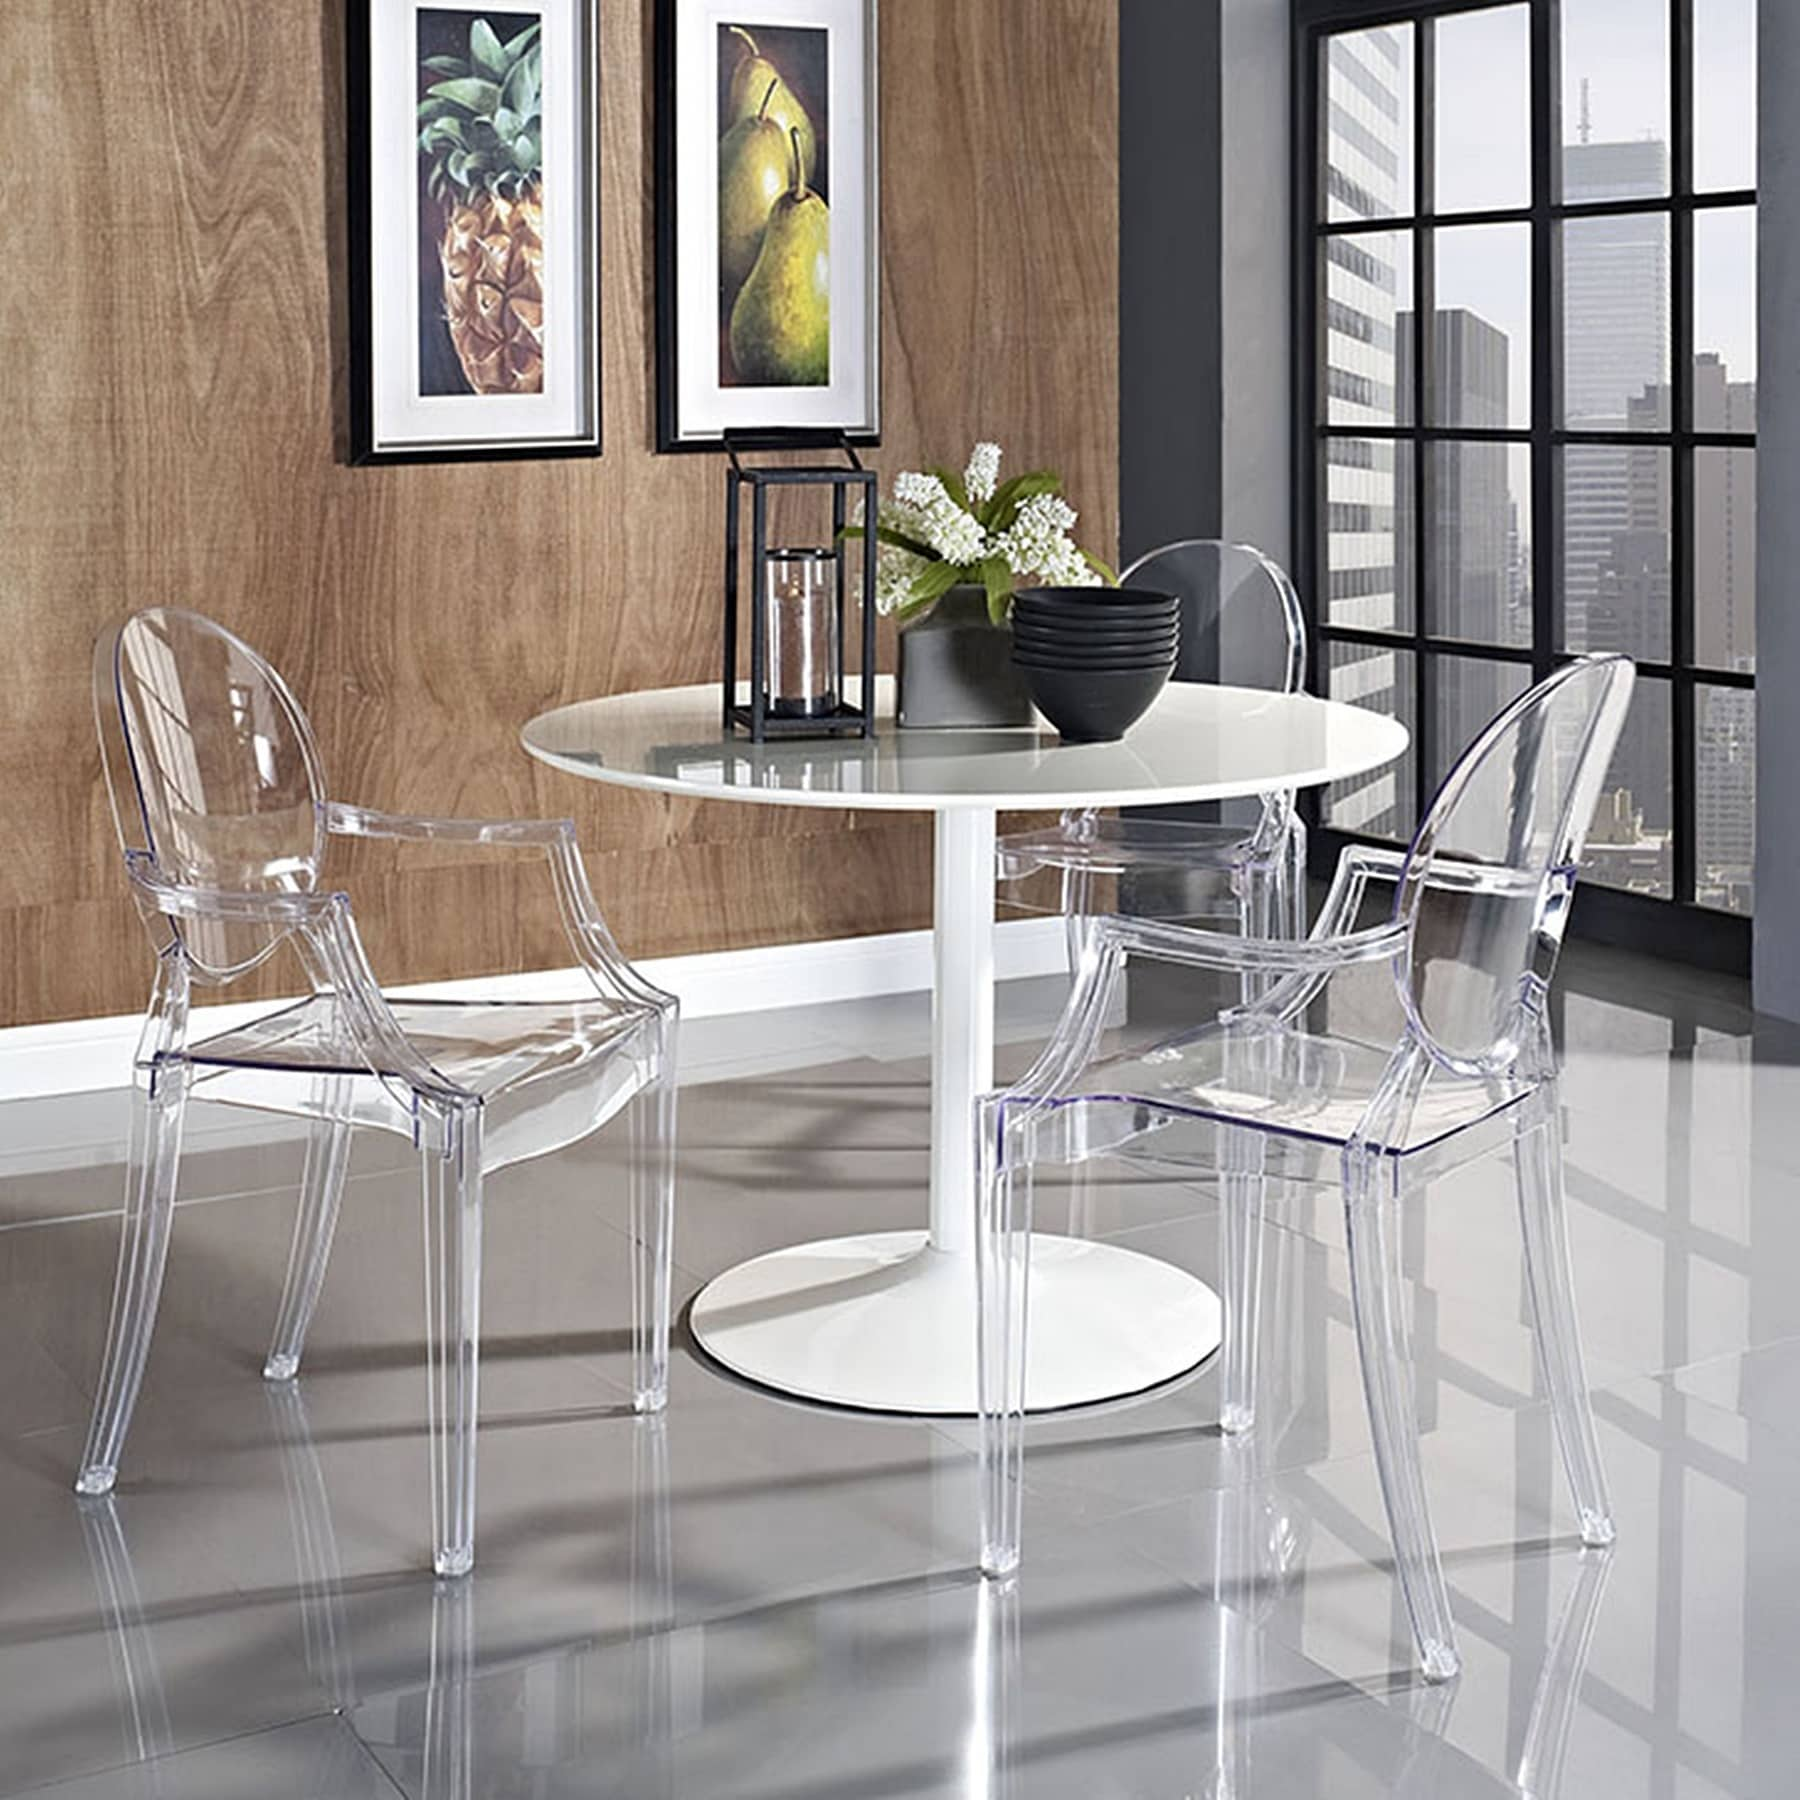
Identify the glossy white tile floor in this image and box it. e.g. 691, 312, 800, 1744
1, 945, 1796, 1797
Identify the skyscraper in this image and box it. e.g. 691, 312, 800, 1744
1561, 138, 1674, 892
1322, 26, 1412, 837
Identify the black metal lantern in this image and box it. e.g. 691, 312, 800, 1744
724, 431, 878, 741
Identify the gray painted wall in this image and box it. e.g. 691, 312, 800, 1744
1753, 4, 1797, 1015
1220, 0, 1292, 566
1119, 0, 1223, 565
1118, 0, 1290, 571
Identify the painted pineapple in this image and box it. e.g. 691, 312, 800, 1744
418, 18, 545, 395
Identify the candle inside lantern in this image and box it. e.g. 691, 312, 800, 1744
764, 548, 841, 718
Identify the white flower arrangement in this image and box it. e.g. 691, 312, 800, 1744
851, 441, 1116, 624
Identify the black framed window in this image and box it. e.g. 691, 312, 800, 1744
1298, 0, 1757, 949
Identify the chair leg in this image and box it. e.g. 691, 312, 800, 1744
264, 1079, 353, 1381
421, 1102, 484, 1578
1284, 813, 1309, 940
630, 1030, 677, 1416
77, 1494, 174, 1765
1219, 1127, 1267, 1435
1514, 1096, 1615, 1548
76, 1064, 190, 1497
977, 1100, 1033, 1580
423, 1575, 475, 1800
1062, 866, 1096, 977
1342, 1148, 1459, 1681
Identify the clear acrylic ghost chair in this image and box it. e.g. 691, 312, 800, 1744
76, 608, 677, 1579
995, 541, 1310, 961
977, 655, 1635, 1681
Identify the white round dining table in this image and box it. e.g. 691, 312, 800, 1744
523, 675, 1409, 1416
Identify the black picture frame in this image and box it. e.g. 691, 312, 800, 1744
655, 0, 881, 454
348, 0, 603, 465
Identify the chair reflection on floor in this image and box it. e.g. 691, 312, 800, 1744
74, 1348, 1603, 1797
78, 1401, 675, 1800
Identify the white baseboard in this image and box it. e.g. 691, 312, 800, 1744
0, 918, 1070, 1107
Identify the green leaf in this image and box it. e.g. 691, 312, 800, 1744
447, 147, 473, 185
469, 17, 508, 79
492, 105, 520, 140
502, 20, 543, 62
502, 47, 540, 117
929, 465, 970, 514
1081, 548, 1121, 587
841, 521, 940, 562
987, 470, 1062, 531
420, 114, 465, 145
422, 54, 469, 76
980, 556, 1015, 625
911, 560, 966, 606
427, 76, 503, 116
875, 523, 937, 560
511, 133, 537, 172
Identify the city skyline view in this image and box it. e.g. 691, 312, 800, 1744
1319, 4, 1756, 914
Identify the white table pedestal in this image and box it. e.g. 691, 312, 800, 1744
689, 808, 1224, 1415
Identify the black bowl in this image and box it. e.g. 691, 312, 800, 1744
1016, 660, 1173, 742
1013, 600, 1178, 628
1014, 584, 1178, 611
1014, 647, 1177, 671
1013, 623, 1180, 651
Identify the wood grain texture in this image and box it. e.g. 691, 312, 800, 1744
0, 0, 1117, 1025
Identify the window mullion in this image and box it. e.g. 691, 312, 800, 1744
1532, 0, 1560, 686
1672, 0, 1696, 903
1413, 14, 1435, 820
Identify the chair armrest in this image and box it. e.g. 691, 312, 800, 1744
995, 910, 1408, 1118
124, 851, 344, 925
324, 804, 675, 1018
1094, 911, 1408, 975
324, 802, 574, 849
123, 855, 473, 1109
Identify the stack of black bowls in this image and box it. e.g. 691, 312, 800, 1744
1010, 586, 1181, 742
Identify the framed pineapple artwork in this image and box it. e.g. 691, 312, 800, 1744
348, 0, 601, 462
654, 0, 880, 452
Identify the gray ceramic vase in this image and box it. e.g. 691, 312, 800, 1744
896, 586, 1036, 729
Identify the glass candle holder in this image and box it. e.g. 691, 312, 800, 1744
764, 548, 841, 718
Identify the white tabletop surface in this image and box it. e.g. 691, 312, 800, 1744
521, 676, 1409, 813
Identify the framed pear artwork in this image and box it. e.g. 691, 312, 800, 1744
655, 0, 880, 451
348, 0, 602, 462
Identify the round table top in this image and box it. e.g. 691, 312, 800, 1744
520, 676, 1409, 813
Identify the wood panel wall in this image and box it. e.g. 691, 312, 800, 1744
0, 0, 1119, 1026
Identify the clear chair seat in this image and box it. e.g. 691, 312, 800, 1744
187, 994, 659, 1169
1035, 1018, 1533, 1160
996, 815, 1271, 883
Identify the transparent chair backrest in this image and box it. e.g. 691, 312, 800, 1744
96, 609, 328, 983
1392, 655, 1635, 1076
1118, 540, 1306, 696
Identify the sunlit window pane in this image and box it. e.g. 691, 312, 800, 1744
1434, 5, 1529, 214
1693, 208, 1756, 431
1560, 0, 1671, 203
1324, 25, 1414, 222
1582, 679, 1673, 899
1696, 686, 1754, 915
1325, 642, 1417, 839
1694, 0, 1757, 192
1694, 448, 1756, 674
1324, 438, 1415, 634
1323, 233, 1413, 427
1560, 445, 1672, 662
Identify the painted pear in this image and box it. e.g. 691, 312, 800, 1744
729, 128, 830, 386
723, 24, 816, 183
719, 80, 791, 291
